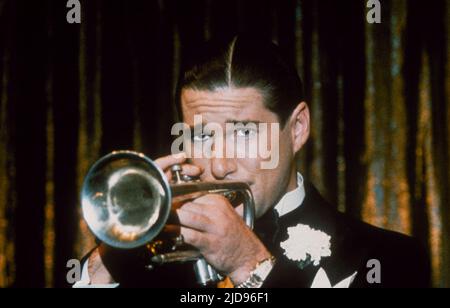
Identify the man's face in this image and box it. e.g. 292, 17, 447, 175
181, 87, 298, 218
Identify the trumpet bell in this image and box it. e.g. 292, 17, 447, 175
81, 151, 172, 249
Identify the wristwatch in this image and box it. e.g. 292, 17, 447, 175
235, 256, 276, 288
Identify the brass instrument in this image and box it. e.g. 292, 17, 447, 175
81, 151, 255, 286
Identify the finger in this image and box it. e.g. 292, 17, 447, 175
179, 164, 203, 177
154, 153, 187, 171
194, 194, 232, 214
180, 227, 207, 249
194, 194, 230, 205
164, 163, 202, 182
180, 201, 209, 216
177, 208, 214, 233
180, 201, 226, 231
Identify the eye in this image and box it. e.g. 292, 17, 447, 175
192, 133, 213, 142
235, 128, 257, 138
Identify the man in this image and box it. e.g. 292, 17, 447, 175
76, 36, 430, 288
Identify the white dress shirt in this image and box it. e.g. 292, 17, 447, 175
274, 172, 305, 217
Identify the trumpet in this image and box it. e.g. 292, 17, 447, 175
81, 151, 255, 286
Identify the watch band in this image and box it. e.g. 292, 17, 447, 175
235, 256, 276, 288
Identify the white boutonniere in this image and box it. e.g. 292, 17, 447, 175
280, 224, 332, 269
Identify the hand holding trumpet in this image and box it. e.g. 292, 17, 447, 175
86, 152, 270, 286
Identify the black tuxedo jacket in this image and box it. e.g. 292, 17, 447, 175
258, 182, 431, 288
88, 182, 431, 288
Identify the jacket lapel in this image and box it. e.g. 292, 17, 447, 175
259, 181, 368, 288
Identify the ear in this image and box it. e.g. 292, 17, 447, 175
289, 102, 310, 154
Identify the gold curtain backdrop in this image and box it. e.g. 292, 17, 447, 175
0, 0, 449, 287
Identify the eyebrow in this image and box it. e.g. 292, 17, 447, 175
188, 120, 262, 129
188, 120, 262, 132
225, 120, 262, 125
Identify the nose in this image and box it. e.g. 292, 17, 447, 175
210, 157, 237, 180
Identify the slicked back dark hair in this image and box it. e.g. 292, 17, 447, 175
175, 35, 304, 127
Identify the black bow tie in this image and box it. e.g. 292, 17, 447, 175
254, 208, 280, 253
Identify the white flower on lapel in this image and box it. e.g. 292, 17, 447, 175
280, 224, 331, 267
311, 268, 357, 288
